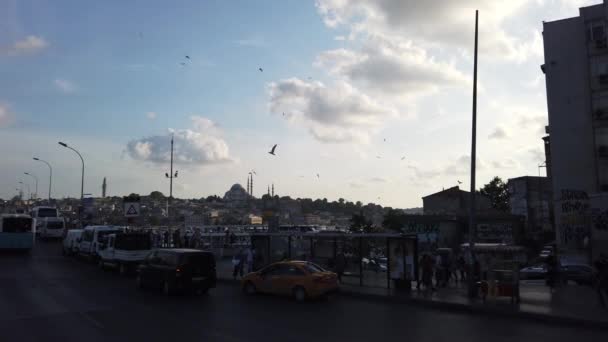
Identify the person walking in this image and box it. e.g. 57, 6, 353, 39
457, 255, 466, 282
420, 254, 435, 294
232, 249, 246, 280
334, 252, 347, 283
594, 253, 608, 307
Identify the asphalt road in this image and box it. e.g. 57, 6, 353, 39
0, 240, 605, 342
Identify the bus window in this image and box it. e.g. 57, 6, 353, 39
2, 217, 31, 233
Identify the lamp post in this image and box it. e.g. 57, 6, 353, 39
164, 134, 178, 222
33, 157, 52, 201
24, 172, 38, 200
58, 142, 84, 200
468, 10, 479, 298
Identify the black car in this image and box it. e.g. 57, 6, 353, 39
561, 264, 593, 285
136, 249, 216, 295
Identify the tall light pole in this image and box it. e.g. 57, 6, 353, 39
33, 157, 52, 201
58, 142, 84, 200
19, 181, 30, 201
24, 172, 38, 200
164, 134, 178, 221
468, 10, 479, 298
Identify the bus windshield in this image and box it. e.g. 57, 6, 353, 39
2, 217, 32, 233
37, 208, 58, 218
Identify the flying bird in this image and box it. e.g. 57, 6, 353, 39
401, 156, 406, 160
174, 171, 178, 177
165, 173, 169, 178
251, 170, 257, 175
268, 144, 277, 155
185, 55, 190, 60
259, 67, 263, 72
316, 173, 320, 178
383, 138, 386, 142
457, 180, 462, 185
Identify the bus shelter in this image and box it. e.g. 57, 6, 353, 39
250, 232, 418, 290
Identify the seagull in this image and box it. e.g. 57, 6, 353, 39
457, 180, 462, 185
165, 173, 169, 178
268, 144, 277, 155
401, 156, 406, 160
174, 171, 178, 177
185, 55, 190, 60
316, 173, 320, 178
259, 67, 263, 72
383, 138, 386, 142
251, 170, 257, 175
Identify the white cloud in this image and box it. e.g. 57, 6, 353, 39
316, 35, 469, 99
491, 159, 520, 169
267, 78, 395, 143
444, 155, 486, 175
488, 126, 509, 140
126, 116, 234, 166
2, 35, 48, 56
315, 0, 541, 62
146, 112, 157, 120
334, 35, 346, 41
368, 177, 388, 183
0, 102, 15, 128
54, 79, 77, 93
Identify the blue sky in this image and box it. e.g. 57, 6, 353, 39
0, 0, 601, 207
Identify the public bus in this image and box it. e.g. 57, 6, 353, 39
0, 214, 35, 251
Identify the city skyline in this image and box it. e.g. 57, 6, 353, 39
0, 0, 599, 208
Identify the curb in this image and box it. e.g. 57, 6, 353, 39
218, 277, 608, 330
339, 288, 608, 331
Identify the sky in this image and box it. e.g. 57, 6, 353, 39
0, 0, 601, 208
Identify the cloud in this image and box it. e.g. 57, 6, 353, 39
315, 0, 541, 62
126, 116, 234, 166
54, 79, 77, 93
528, 147, 545, 163
349, 181, 365, 189
491, 159, 520, 169
2, 35, 48, 56
267, 78, 395, 143
488, 126, 509, 140
146, 112, 157, 120
407, 165, 441, 179
518, 115, 547, 135
0, 102, 15, 128
368, 177, 388, 183
316, 35, 468, 99
444, 155, 486, 175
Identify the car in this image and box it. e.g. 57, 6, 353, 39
62, 229, 83, 256
520, 265, 546, 280
561, 263, 593, 285
241, 260, 338, 302
136, 248, 216, 295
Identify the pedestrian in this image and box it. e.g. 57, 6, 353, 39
163, 230, 169, 248
419, 254, 435, 294
246, 246, 256, 273
172, 229, 181, 248
335, 252, 347, 283
232, 249, 246, 279
457, 255, 466, 282
594, 253, 608, 307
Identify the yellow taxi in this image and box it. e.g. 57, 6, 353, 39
241, 260, 339, 301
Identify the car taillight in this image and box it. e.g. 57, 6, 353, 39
176, 267, 182, 276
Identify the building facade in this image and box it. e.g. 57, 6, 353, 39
543, 1, 608, 257
508, 176, 554, 241
422, 186, 492, 216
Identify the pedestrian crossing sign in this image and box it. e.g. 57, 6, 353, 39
124, 202, 140, 217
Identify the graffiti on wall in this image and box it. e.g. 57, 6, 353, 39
476, 223, 513, 243
560, 189, 590, 249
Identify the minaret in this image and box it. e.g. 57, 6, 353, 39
102, 177, 107, 198
267, 185, 270, 196
247, 175, 250, 195
250, 174, 254, 197
271, 183, 274, 197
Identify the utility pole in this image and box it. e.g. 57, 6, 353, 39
165, 134, 177, 222
468, 9, 479, 298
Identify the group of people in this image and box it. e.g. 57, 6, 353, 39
150, 228, 205, 249
231, 246, 257, 279
417, 252, 469, 292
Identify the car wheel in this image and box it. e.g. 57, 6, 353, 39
243, 281, 257, 295
293, 286, 307, 302
136, 275, 144, 289
163, 280, 173, 296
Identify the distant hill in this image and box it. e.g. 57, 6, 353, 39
401, 207, 423, 215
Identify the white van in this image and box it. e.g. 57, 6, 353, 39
30, 206, 65, 239
98, 232, 151, 274
78, 225, 125, 259
62, 229, 83, 256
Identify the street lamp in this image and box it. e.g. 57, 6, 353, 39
33, 157, 52, 201
19, 181, 30, 200
24, 172, 38, 200
58, 142, 84, 200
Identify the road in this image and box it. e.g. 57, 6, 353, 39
0, 241, 605, 342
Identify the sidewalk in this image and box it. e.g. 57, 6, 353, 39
216, 258, 608, 329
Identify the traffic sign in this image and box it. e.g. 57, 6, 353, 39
124, 202, 140, 217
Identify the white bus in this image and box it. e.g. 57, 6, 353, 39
0, 214, 34, 251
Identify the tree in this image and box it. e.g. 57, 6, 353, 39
350, 210, 373, 233
479, 176, 511, 212
149, 191, 165, 200
382, 209, 404, 232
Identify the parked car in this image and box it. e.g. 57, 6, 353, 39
98, 232, 151, 274
62, 229, 83, 256
519, 265, 546, 280
561, 263, 593, 285
79, 225, 125, 259
241, 261, 338, 301
136, 248, 216, 295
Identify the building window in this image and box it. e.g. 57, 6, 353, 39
589, 21, 607, 48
